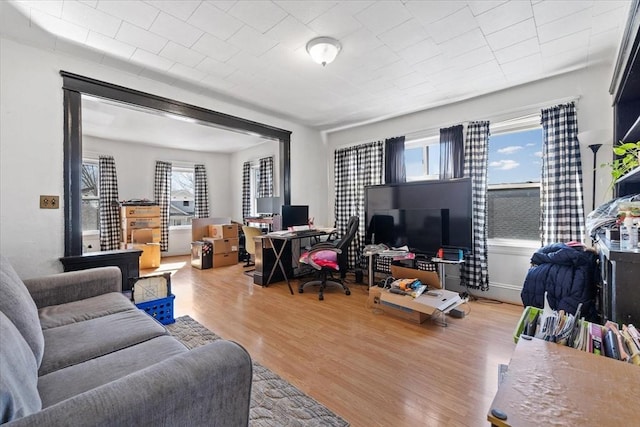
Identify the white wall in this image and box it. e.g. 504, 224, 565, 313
324, 64, 616, 303
0, 37, 325, 278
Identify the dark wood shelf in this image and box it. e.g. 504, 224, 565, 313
622, 115, 640, 141
615, 164, 640, 185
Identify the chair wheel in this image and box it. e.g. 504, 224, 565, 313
298, 288, 304, 293
319, 294, 324, 301
345, 290, 351, 296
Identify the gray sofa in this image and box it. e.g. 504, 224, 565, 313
0, 256, 252, 426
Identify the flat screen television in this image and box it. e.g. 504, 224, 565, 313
365, 178, 472, 256
281, 205, 309, 229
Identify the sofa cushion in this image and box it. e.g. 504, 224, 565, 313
0, 311, 42, 423
39, 309, 167, 376
38, 335, 188, 407
39, 292, 136, 330
0, 255, 45, 366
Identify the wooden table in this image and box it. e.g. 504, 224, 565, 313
487, 337, 640, 426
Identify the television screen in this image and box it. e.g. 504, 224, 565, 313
281, 205, 309, 229
365, 178, 472, 255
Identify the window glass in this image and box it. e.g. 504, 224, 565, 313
405, 136, 439, 181
487, 127, 542, 241
81, 161, 99, 232
170, 168, 194, 226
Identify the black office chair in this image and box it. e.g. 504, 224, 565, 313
298, 216, 359, 300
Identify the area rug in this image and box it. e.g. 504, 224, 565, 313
166, 315, 349, 427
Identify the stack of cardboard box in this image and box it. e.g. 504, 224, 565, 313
120, 205, 161, 269
203, 224, 239, 268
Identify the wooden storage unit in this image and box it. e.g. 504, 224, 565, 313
121, 204, 161, 269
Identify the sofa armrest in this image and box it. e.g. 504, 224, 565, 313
7, 340, 253, 427
22, 267, 122, 309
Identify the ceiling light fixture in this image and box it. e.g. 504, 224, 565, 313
306, 37, 341, 66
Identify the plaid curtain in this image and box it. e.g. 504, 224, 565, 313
258, 156, 274, 198
194, 164, 209, 218
242, 161, 251, 218
540, 102, 585, 245
98, 155, 120, 251
154, 161, 172, 251
334, 141, 384, 268
461, 121, 490, 291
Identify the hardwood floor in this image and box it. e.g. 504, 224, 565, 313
146, 256, 523, 427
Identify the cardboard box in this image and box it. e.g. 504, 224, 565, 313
121, 205, 160, 218
123, 228, 161, 244
126, 243, 161, 269
202, 237, 239, 254
207, 224, 238, 239
369, 287, 428, 323
390, 265, 441, 289
212, 252, 237, 268
122, 217, 161, 229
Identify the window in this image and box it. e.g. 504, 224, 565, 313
487, 122, 543, 241
81, 160, 99, 232
250, 164, 259, 216
404, 135, 440, 181
170, 167, 195, 226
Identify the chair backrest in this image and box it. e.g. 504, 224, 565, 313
242, 226, 262, 255
336, 216, 359, 251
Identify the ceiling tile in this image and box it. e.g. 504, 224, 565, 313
412, 54, 450, 75
378, 19, 429, 52
159, 41, 205, 68
476, 0, 533, 35
100, 54, 144, 75
96, 0, 158, 30
196, 57, 237, 79
274, 1, 337, 24
168, 63, 207, 82
144, 0, 201, 21
397, 38, 441, 65
86, 31, 135, 59
18, 0, 63, 17
227, 25, 278, 56
537, 9, 591, 44
265, 15, 317, 50
131, 48, 175, 71
228, 1, 288, 33
533, 0, 593, 26
192, 33, 240, 62
592, 1, 630, 16
590, 4, 630, 36
426, 6, 478, 44
439, 28, 487, 58
405, 0, 466, 25
354, 1, 412, 35
226, 51, 264, 71
188, 2, 243, 41
468, 1, 508, 16
116, 22, 167, 54
540, 29, 590, 58
500, 53, 542, 80
31, 8, 88, 43
494, 37, 540, 64
392, 71, 431, 90
338, 27, 384, 56
150, 11, 203, 47
62, 1, 121, 37
307, 3, 363, 39
448, 45, 497, 69
485, 18, 537, 51
351, 44, 401, 71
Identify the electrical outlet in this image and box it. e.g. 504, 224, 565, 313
40, 195, 60, 209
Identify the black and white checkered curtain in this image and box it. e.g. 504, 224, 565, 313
258, 156, 274, 198
462, 121, 490, 291
154, 161, 172, 251
194, 164, 209, 218
242, 162, 251, 218
334, 141, 384, 268
540, 102, 585, 245
98, 155, 120, 251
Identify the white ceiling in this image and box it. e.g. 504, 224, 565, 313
0, 0, 632, 136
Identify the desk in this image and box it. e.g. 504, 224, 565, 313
254, 230, 327, 294
244, 217, 274, 231
487, 337, 640, 426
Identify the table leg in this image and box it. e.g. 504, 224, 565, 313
368, 253, 375, 290
266, 238, 294, 295
438, 262, 446, 290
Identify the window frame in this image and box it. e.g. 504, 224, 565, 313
404, 134, 440, 181
81, 158, 100, 235
169, 165, 195, 229
487, 115, 542, 245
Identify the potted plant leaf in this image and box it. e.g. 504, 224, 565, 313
602, 142, 640, 190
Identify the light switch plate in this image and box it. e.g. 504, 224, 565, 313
40, 195, 59, 209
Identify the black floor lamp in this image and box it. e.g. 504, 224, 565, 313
588, 143, 603, 212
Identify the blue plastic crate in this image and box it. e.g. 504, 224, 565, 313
135, 294, 175, 325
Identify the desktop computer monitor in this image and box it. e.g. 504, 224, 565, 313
281, 205, 309, 229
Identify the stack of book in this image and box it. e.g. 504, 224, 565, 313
516, 304, 640, 366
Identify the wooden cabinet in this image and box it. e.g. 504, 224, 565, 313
60, 249, 142, 292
